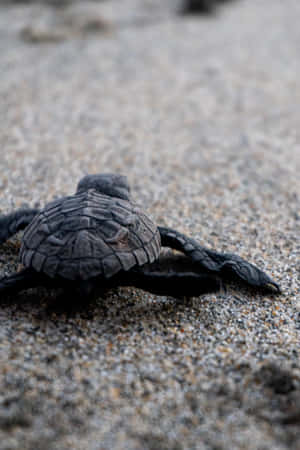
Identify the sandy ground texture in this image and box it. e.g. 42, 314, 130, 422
0, 0, 300, 449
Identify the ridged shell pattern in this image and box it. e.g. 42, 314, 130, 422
20, 190, 161, 280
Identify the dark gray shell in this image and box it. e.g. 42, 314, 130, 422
20, 190, 161, 280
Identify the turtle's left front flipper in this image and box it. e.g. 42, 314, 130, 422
0, 208, 40, 244
158, 226, 280, 293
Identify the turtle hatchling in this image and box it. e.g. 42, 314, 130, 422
0, 174, 280, 299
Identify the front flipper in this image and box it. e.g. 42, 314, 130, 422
158, 226, 280, 293
0, 268, 45, 296
0, 208, 40, 244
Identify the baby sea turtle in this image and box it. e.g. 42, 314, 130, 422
0, 174, 280, 299
181, 0, 230, 15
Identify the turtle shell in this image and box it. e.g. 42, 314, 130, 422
20, 189, 161, 280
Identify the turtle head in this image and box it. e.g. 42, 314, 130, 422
76, 174, 130, 200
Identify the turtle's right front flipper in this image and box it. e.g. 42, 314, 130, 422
0, 208, 40, 244
158, 226, 281, 293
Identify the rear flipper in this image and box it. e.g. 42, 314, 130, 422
126, 271, 220, 298
0, 208, 40, 244
158, 226, 280, 293
116, 255, 221, 298
0, 268, 45, 297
